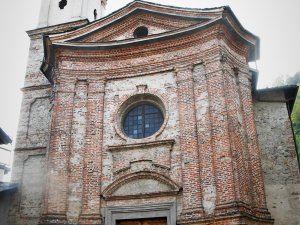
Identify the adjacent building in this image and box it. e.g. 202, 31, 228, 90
0, 128, 12, 181
0, 128, 17, 225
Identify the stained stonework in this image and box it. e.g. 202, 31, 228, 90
8, 21, 89, 225
112, 179, 171, 196
255, 101, 300, 225
9, 1, 282, 225
27, 98, 51, 147
20, 155, 46, 218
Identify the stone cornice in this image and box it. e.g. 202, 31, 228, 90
21, 84, 52, 92
102, 170, 180, 200
26, 20, 89, 40
14, 146, 47, 152
49, 17, 221, 50
108, 139, 175, 151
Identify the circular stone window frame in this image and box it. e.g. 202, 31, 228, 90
115, 93, 169, 142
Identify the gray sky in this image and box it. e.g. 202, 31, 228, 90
0, 0, 299, 143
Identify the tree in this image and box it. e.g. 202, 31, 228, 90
271, 71, 300, 87
286, 71, 300, 85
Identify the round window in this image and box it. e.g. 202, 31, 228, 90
123, 103, 164, 139
133, 26, 149, 38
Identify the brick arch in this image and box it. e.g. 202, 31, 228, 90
102, 171, 181, 199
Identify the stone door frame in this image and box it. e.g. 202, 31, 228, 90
104, 202, 176, 225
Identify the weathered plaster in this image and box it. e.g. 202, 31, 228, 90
255, 101, 300, 225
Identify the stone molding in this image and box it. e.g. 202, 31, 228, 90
107, 139, 175, 178
114, 93, 170, 142
107, 139, 175, 151
102, 170, 180, 200
27, 20, 89, 40
39, 213, 68, 225
21, 84, 52, 92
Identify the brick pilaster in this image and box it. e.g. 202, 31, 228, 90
205, 60, 236, 206
79, 80, 106, 224
193, 64, 217, 216
222, 67, 253, 206
175, 65, 203, 217
239, 75, 268, 211
40, 80, 76, 224
67, 80, 88, 223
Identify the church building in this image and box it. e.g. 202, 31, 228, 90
7, 1, 300, 225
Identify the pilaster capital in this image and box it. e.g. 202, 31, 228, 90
174, 64, 194, 74
55, 79, 76, 94
174, 64, 194, 84
88, 79, 106, 95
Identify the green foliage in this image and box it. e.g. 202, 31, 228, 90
291, 90, 300, 162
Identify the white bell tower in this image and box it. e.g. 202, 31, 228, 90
38, 0, 107, 28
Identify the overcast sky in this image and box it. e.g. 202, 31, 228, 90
0, 0, 299, 143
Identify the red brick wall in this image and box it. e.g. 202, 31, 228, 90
11, 9, 274, 225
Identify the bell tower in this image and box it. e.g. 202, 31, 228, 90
38, 0, 107, 28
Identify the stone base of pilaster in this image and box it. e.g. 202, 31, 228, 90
178, 202, 273, 225
178, 215, 274, 225
39, 213, 68, 225
179, 207, 205, 221
78, 214, 102, 225
39, 213, 102, 225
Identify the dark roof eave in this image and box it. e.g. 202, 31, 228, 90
255, 85, 299, 104
257, 85, 298, 93
41, 34, 55, 84
0, 128, 12, 145
41, 60, 54, 85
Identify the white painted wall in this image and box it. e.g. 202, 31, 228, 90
38, 0, 106, 28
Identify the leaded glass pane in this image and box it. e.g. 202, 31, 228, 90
123, 103, 164, 139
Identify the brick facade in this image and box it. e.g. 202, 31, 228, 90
9, 1, 278, 225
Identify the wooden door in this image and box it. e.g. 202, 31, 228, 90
116, 218, 167, 225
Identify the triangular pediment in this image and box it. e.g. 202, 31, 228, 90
42, 1, 260, 83
73, 9, 208, 42
48, 0, 224, 44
